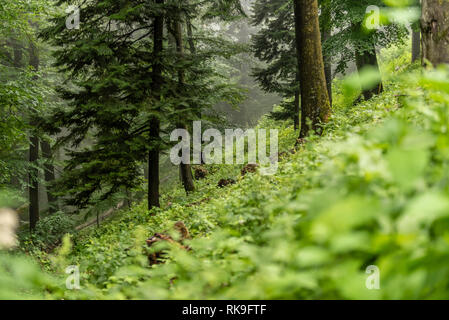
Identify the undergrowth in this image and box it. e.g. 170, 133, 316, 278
2, 45, 449, 299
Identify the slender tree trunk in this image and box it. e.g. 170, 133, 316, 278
29, 136, 39, 231
179, 162, 195, 193
9, 38, 23, 188
148, 0, 164, 211
294, 68, 300, 131
28, 39, 40, 231
40, 140, 58, 213
412, 29, 421, 62
412, 0, 422, 63
322, 30, 332, 108
293, 0, 331, 139
147, 102, 161, 211
293, 82, 300, 131
355, 42, 383, 100
421, 0, 449, 66
186, 17, 196, 55
321, 3, 333, 108
174, 19, 195, 194
186, 16, 206, 165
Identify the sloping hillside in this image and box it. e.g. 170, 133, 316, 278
3, 47, 449, 299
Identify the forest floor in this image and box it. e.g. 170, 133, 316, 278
9, 44, 449, 300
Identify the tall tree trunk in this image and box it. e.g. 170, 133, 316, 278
412, 29, 421, 62
29, 136, 39, 231
186, 16, 205, 164
148, 0, 164, 211
186, 17, 196, 55
174, 18, 195, 194
322, 29, 332, 108
28, 39, 40, 231
293, 79, 300, 131
9, 38, 23, 188
412, 0, 422, 63
293, 0, 331, 139
421, 0, 449, 66
40, 140, 58, 213
321, 3, 333, 108
355, 42, 383, 100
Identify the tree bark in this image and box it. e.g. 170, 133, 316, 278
293, 0, 331, 139
174, 18, 195, 194
355, 42, 383, 100
40, 140, 58, 213
148, 0, 164, 211
28, 39, 40, 231
421, 0, 449, 66
412, 29, 421, 62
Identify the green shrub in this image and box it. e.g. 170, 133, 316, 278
20, 212, 75, 252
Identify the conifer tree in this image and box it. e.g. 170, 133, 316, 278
170, 9, 195, 194
251, 0, 299, 127
41, 0, 245, 209
148, 0, 164, 210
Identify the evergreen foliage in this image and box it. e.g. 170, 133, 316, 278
40, 0, 246, 208
251, 0, 297, 121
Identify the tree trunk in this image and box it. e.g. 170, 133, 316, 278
40, 140, 58, 213
355, 42, 383, 100
186, 16, 206, 165
412, 29, 421, 62
293, 83, 300, 131
29, 136, 39, 231
186, 17, 196, 55
293, 0, 331, 139
174, 19, 195, 194
179, 162, 195, 193
322, 29, 332, 108
9, 38, 23, 188
421, 0, 449, 66
148, 102, 161, 211
28, 40, 40, 231
148, 0, 164, 211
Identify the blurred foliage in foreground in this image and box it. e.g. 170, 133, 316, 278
3, 46, 449, 299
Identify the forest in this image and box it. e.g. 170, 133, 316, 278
1, 0, 449, 302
